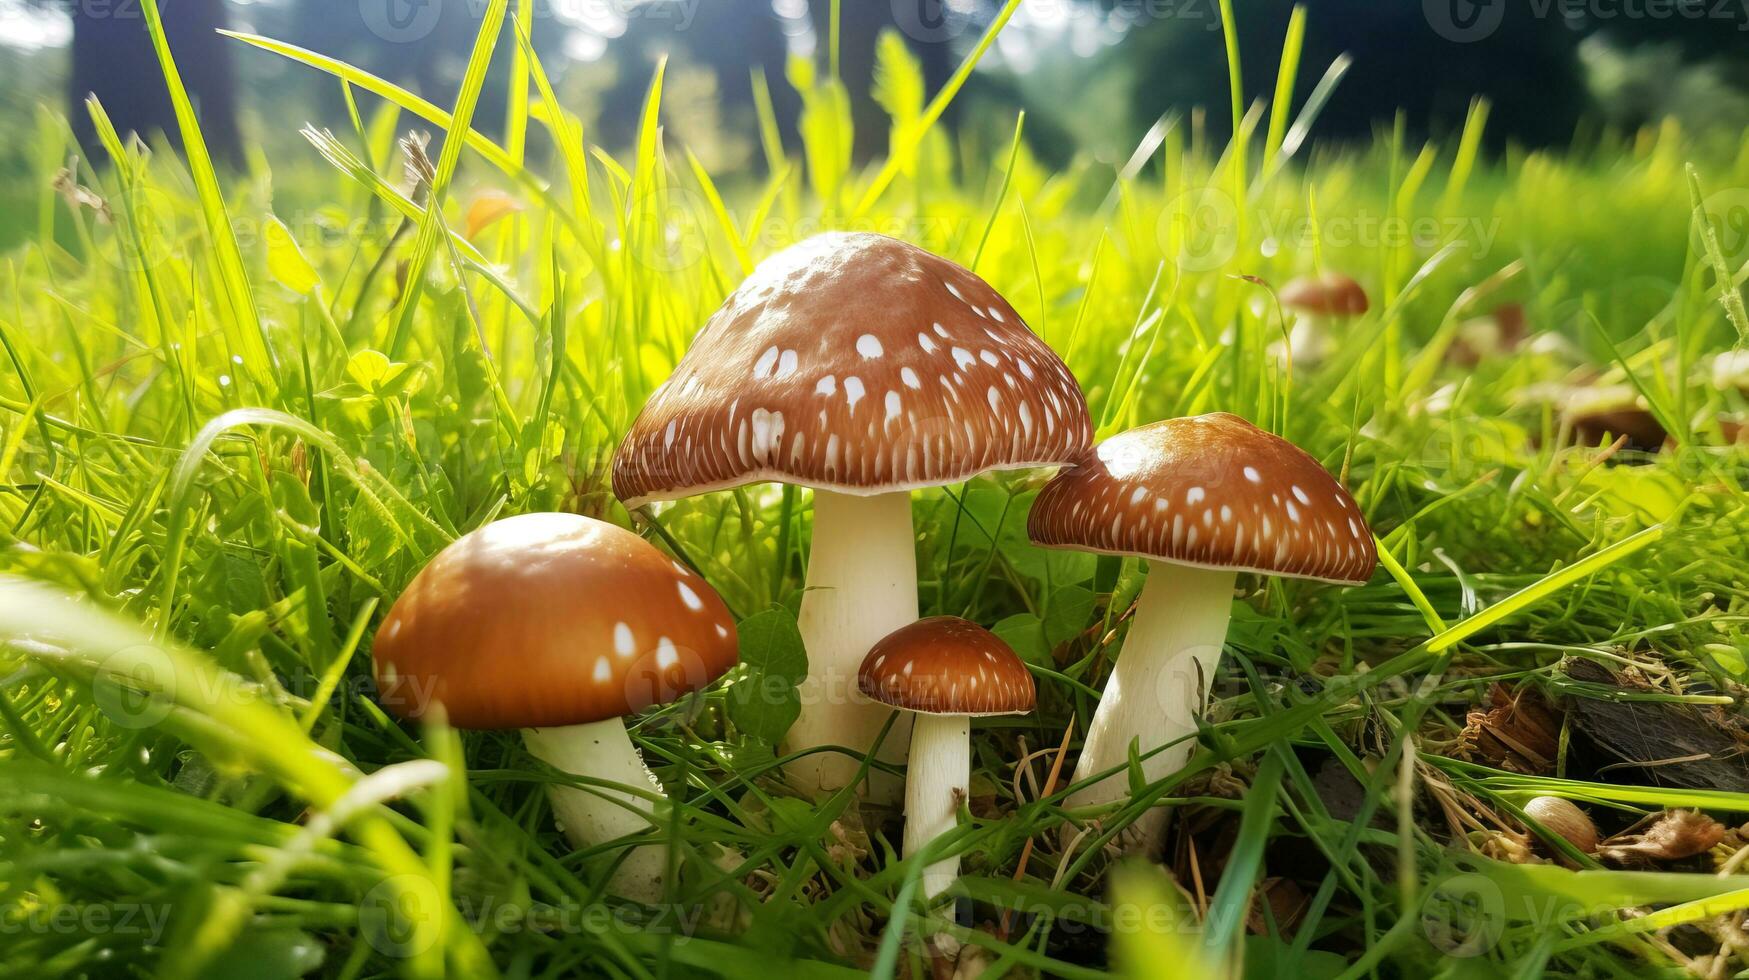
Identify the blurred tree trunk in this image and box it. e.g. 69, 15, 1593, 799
70, 0, 242, 166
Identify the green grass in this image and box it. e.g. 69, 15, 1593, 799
3, 3, 1749, 977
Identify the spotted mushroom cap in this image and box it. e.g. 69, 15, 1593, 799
1028, 414, 1377, 585
858, 617, 1037, 717
372, 513, 739, 730
613, 233, 1092, 507
1280, 273, 1369, 317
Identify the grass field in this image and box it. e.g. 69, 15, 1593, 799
4, 1, 1749, 977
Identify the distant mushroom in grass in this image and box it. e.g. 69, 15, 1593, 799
1533, 384, 1668, 453
1448, 303, 1529, 368
1712, 350, 1749, 397
372, 513, 739, 902
1277, 272, 1370, 367
858, 617, 1036, 898
614, 232, 1090, 803
1028, 413, 1376, 853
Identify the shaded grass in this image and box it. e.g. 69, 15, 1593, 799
1, 3, 1749, 978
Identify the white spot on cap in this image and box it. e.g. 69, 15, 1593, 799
934, 323, 950, 338
990, 307, 1005, 322
751, 408, 784, 461
952, 347, 976, 369
1292, 485, 1311, 505
614, 623, 635, 657
885, 391, 902, 423
987, 386, 1001, 411
1244, 466, 1261, 483
945, 282, 964, 300
1186, 486, 1206, 505
1220, 505, 1233, 521
594, 657, 612, 683
918, 332, 938, 353
1130, 487, 1148, 506
815, 375, 837, 396
901, 367, 921, 389
1017, 359, 1035, 380
678, 581, 704, 611
776, 349, 799, 379
753, 346, 779, 379
656, 637, 679, 669
716, 624, 729, 638
844, 376, 866, 410
857, 334, 884, 359
979, 350, 1000, 367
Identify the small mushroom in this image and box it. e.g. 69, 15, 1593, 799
1712, 350, 1749, 396
614, 232, 1091, 802
1448, 303, 1528, 368
372, 513, 740, 901
1276, 272, 1370, 367
1523, 796, 1598, 853
858, 617, 1036, 898
1561, 385, 1666, 453
1029, 414, 1376, 853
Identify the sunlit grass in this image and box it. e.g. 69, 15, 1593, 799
2, 0, 1749, 976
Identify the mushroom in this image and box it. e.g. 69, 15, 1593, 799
372, 513, 740, 901
1277, 272, 1370, 367
857, 617, 1036, 898
614, 232, 1091, 801
1028, 413, 1376, 851
1523, 796, 1598, 854
1447, 303, 1528, 368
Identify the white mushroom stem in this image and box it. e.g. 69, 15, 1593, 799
1065, 561, 1237, 854
523, 718, 668, 902
904, 712, 970, 899
789, 489, 917, 802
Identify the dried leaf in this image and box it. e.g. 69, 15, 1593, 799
465, 189, 524, 239
1599, 810, 1728, 864
1458, 683, 1561, 774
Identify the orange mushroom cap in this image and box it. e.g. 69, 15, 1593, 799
1280, 273, 1369, 317
612, 233, 1092, 507
858, 617, 1036, 717
1028, 414, 1377, 586
372, 513, 739, 729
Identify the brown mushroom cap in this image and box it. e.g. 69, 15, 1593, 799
372, 513, 739, 730
858, 617, 1036, 717
1028, 414, 1377, 585
612, 233, 1092, 507
1280, 273, 1369, 317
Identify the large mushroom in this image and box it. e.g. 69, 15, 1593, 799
1028, 414, 1376, 851
858, 617, 1036, 898
372, 513, 739, 901
614, 232, 1091, 800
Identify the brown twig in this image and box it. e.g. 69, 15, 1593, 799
999, 713, 1076, 939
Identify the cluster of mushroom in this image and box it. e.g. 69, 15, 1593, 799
369, 233, 1378, 904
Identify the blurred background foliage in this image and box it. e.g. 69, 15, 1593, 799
3, 0, 1749, 197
